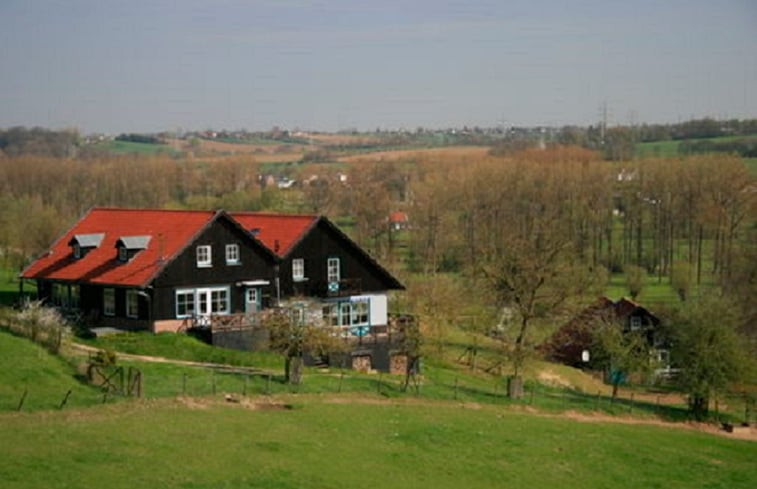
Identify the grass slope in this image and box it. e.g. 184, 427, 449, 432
0, 398, 754, 489
0, 330, 100, 411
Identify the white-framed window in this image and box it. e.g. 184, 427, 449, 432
126, 290, 139, 318
323, 299, 369, 328
225, 244, 240, 265
103, 288, 115, 316
118, 247, 128, 262
292, 258, 305, 281
196, 245, 212, 268
630, 316, 642, 331
210, 288, 229, 314
351, 300, 369, 325
327, 257, 340, 283
175, 289, 196, 318
175, 287, 230, 318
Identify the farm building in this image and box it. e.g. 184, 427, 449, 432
543, 296, 667, 370
21, 207, 409, 372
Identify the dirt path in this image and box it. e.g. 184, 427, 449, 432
69, 343, 275, 375
319, 395, 756, 441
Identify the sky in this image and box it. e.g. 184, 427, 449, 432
1, 0, 756, 134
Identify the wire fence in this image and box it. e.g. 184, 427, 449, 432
6, 364, 753, 426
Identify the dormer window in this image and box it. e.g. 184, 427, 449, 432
116, 235, 151, 263
68, 233, 105, 259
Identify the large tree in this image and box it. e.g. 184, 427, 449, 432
670, 296, 754, 420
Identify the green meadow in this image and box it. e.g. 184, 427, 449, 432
0, 397, 755, 489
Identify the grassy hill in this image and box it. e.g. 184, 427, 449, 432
0, 396, 755, 489
0, 329, 101, 411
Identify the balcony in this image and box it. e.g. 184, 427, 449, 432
293, 278, 362, 298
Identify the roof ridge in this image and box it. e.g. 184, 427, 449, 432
90, 207, 216, 215
229, 211, 319, 219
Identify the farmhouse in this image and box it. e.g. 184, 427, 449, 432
21, 208, 407, 370
543, 296, 666, 369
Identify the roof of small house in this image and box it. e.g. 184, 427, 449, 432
21, 208, 218, 287
389, 211, 409, 223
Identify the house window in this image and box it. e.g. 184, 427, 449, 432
292, 258, 305, 281
196, 245, 212, 268
103, 288, 115, 316
51, 283, 69, 308
291, 305, 306, 325
126, 290, 139, 318
323, 299, 369, 328
176, 289, 196, 318
352, 300, 369, 325
327, 258, 340, 283
630, 316, 642, 331
225, 244, 240, 265
73, 244, 81, 259
70, 285, 80, 310
118, 247, 128, 262
210, 288, 229, 314
323, 304, 339, 327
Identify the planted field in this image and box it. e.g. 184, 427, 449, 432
0, 397, 755, 489
338, 145, 492, 163
94, 139, 178, 155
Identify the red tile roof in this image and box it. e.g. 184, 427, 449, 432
229, 212, 318, 258
21, 208, 218, 287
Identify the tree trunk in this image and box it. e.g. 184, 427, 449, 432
285, 355, 304, 385
690, 395, 709, 421
508, 376, 524, 399
290, 356, 304, 385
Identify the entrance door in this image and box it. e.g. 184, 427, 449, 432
245, 288, 260, 314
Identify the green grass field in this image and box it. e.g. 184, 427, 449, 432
93, 139, 179, 156
0, 330, 101, 411
2, 314, 755, 488
636, 134, 757, 158
0, 397, 754, 489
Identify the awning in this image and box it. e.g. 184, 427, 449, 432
236, 280, 270, 287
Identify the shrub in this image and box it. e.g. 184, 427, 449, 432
0, 301, 71, 354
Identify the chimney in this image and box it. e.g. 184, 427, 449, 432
274, 239, 280, 254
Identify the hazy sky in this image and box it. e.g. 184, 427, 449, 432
1, 0, 756, 134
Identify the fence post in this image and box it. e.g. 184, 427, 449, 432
529, 386, 534, 405
629, 393, 634, 414
243, 373, 249, 397
338, 370, 344, 393
17, 388, 28, 412
595, 391, 601, 411
266, 374, 272, 395
182, 373, 187, 396
212, 370, 216, 395
59, 389, 72, 410
377, 372, 383, 395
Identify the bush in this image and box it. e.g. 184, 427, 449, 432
0, 301, 71, 354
